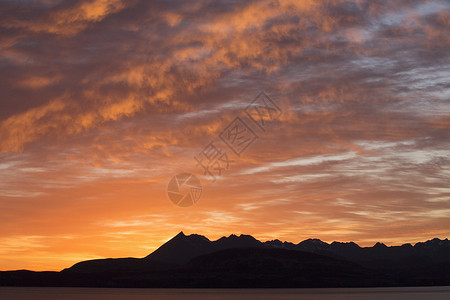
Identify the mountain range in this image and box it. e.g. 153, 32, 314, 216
1, 232, 449, 288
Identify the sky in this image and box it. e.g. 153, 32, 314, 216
0, 0, 449, 271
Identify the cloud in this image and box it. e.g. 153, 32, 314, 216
0, 99, 67, 152
1, 0, 129, 36
1, 0, 448, 152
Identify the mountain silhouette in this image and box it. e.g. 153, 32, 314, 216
145, 232, 450, 269
1, 232, 449, 287
144, 232, 262, 264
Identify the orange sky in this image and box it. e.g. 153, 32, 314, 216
0, 0, 449, 271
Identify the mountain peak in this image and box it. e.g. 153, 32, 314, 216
239, 234, 259, 240
331, 241, 359, 246
187, 233, 211, 242
303, 238, 328, 244
172, 232, 210, 242
145, 231, 211, 264
373, 242, 387, 248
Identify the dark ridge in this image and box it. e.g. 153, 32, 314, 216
1, 234, 449, 288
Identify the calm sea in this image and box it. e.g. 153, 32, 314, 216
0, 286, 449, 299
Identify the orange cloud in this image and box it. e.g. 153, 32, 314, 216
2, 0, 129, 36
19, 74, 62, 88
0, 99, 67, 152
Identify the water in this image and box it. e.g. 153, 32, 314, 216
0, 286, 449, 299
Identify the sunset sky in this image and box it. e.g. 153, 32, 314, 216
1, 0, 449, 271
